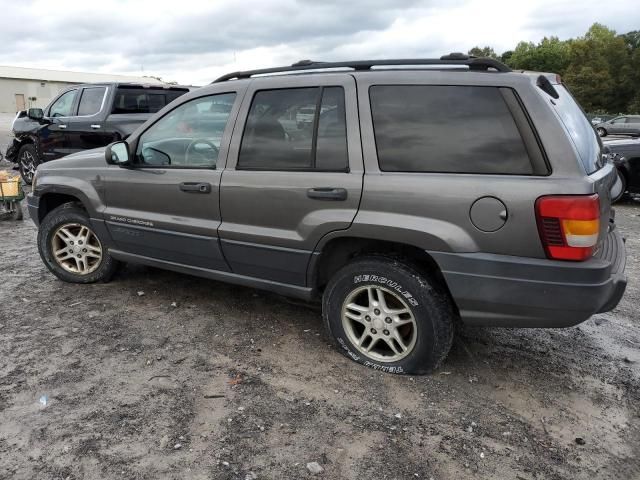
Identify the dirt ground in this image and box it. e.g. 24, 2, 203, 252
1, 135, 639, 479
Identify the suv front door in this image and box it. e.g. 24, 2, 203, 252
103, 91, 242, 271
41, 88, 79, 161
219, 75, 363, 286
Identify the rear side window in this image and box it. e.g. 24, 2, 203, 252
112, 88, 187, 114
238, 87, 348, 171
370, 85, 534, 174
78, 87, 106, 116
551, 85, 602, 174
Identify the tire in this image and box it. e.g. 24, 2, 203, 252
37, 203, 118, 283
597, 127, 607, 137
611, 169, 627, 204
322, 256, 455, 375
18, 144, 39, 185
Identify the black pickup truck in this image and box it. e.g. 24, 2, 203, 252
5, 82, 189, 183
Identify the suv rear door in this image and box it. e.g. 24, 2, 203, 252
218, 74, 363, 286
65, 85, 113, 153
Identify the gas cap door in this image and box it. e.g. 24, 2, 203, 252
469, 196, 508, 232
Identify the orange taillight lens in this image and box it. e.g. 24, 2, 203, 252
535, 194, 600, 261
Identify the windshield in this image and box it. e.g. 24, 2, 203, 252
551, 85, 602, 174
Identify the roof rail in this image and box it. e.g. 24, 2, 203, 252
213, 53, 512, 83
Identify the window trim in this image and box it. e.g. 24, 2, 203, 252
368, 84, 548, 176
236, 86, 349, 173
76, 86, 108, 118
46, 88, 79, 119
132, 91, 238, 170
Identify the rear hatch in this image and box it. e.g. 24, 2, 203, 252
546, 80, 616, 248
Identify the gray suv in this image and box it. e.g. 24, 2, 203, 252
27, 55, 627, 375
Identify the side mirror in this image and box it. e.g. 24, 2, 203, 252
28, 108, 44, 120
105, 141, 131, 166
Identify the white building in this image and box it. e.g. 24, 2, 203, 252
0, 66, 163, 113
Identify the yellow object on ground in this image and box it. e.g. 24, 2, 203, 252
0, 170, 21, 198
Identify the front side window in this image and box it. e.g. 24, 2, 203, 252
49, 90, 77, 117
238, 86, 348, 171
77, 87, 107, 116
611, 117, 627, 124
370, 85, 533, 174
136, 93, 236, 168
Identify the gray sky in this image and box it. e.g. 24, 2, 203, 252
1, 0, 638, 85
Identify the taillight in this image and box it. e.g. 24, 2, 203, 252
535, 194, 600, 261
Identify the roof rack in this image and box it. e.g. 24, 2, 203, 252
213, 53, 511, 83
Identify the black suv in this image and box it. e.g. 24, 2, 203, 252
27, 56, 627, 374
5, 82, 189, 183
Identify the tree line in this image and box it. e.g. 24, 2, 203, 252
469, 24, 640, 114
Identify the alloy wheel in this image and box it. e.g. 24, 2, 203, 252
50, 223, 103, 275
20, 150, 37, 182
341, 285, 418, 362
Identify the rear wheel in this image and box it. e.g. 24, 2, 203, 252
38, 203, 118, 283
18, 144, 39, 185
323, 256, 455, 375
597, 127, 607, 137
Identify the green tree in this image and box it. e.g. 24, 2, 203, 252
564, 24, 633, 113
468, 46, 498, 59
506, 37, 570, 74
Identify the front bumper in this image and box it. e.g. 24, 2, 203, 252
431, 228, 627, 327
5, 141, 18, 163
27, 193, 40, 226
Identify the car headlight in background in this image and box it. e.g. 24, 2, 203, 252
31, 170, 38, 191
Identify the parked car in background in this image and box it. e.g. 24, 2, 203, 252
27, 55, 626, 374
591, 116, 603, 125
603, 137, 640, 202
5, 82, 189, 183
595, 115, 640, 137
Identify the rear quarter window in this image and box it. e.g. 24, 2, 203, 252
369, 85, 536, 174
112, 88, 187, 114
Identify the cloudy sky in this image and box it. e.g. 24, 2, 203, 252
1, 0, 638, 85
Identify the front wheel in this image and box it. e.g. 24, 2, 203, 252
597, 127, 607, 137
323, 256, 456, 375
18, 144, 39, 185
38, 203, 118, 283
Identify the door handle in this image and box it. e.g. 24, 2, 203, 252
307, 187, 348, 201
90, 124, 101, 129
179, 182, 211, 193
58, 124, 67, 129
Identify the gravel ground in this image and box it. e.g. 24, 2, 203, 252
0, 118, 639, 479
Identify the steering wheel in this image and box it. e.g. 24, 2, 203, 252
185, 138, 219, 165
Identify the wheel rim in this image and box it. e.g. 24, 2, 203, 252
341, 285, 418, 362
597, 128, 605, 136
20, 150, 36, 180
51, 223, 103, 275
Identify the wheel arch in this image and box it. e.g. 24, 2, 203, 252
37, 189, 90, 224
309, 236, 456, 310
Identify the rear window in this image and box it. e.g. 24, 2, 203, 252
111, 87, 187, 114
551, 85, 602, 174
369, 85, 534, 174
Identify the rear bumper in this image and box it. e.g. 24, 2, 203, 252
430, 228, 627, 327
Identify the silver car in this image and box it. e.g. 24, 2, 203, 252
596, 115, 640, 137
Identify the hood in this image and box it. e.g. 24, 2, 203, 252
39, 147, 107, 171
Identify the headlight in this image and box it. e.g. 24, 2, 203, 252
31, 170, 38, 190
